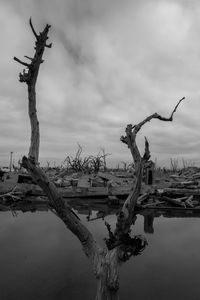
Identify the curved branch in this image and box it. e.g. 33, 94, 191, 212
29, 18, 38, 39
134, 97, 185, 134
169, 97, 185, 119
117, 97, 186, 233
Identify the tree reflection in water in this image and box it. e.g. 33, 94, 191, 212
4, 197, 200, 299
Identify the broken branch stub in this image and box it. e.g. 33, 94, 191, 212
14, 18, 51, 85
14, 19, 52, 164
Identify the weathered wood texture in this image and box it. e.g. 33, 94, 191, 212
116, 97, 185, 237
14, 19, 52, 163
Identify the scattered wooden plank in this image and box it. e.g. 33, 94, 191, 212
185, 195, 194, 208
142, 201, 165, 208
97, 172, 124, 184
170, 181, 198, 188
163, 188, 200, 196
137, 193, 149, 205
161, 195, 186, 207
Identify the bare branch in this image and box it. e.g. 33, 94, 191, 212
24, 55, 33, 61
134, 97, 185, 134
13, 56, 30, 68
169, 97, 185, 119
45, 43, 52, 48
118, 97, 185, 231
29, 18, 38, 39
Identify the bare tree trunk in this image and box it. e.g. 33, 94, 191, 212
95, 249, 119, 300
28, 85, 39, 163
14, 18, 52, 164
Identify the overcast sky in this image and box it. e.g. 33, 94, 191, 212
0, 0, 200, 168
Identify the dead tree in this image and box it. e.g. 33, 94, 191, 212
14, 20, 185, 300
14, 18, 52, 164
64, 144, 92, 172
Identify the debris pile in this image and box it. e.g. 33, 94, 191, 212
137, 167, 200, 209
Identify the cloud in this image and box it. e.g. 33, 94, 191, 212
1, 0, 200, 167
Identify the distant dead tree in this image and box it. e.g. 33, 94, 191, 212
14, 19, 185, 300
63, 145, 110, 173
121, 161, 127, 171
63, 144, 92, 172
101, 148, 110, 171
90, 149, 111, 173
170, 158, 179, 172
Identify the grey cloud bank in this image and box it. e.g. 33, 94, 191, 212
0, 0, 200, 168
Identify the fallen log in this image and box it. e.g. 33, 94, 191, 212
97, 171, 124, 184
161, 195, 186, 207
163, 188, 200, 196
185, 195, 194, 208
170, 181, 198, 188
137, 193, 149, 205
191, 172, 200, 179
142, 201, 165, 208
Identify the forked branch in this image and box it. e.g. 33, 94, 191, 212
117, 97, 185, 232
14, 18, 51, 85
133, 97, 185, 135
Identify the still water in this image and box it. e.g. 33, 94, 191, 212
0, 204, 200, 300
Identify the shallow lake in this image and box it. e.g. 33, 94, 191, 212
1, 203, 200, 300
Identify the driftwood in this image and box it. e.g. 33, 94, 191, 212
137, 193, 150, 205
164, 188, 200, 196
0, 185, 23, 203
161, 196, 186, 207
170, 181, 199, 188
185, 195, 194, 208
